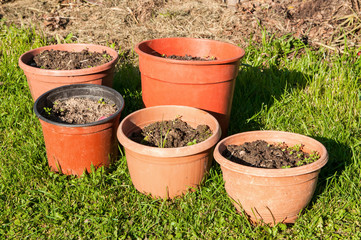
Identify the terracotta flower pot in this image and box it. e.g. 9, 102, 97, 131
117, 105, 222, 199
135, 37, 245, 138
19, 43, 119, 101
213, 130, 328, 224
34, 84, 125, 176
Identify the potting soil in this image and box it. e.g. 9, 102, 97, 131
222, 140, 320, 169
44, 97, 117, 124
30, 49, 112, 70
130, 117, 212, 148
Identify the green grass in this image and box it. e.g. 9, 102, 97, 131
1, 22, 361, 239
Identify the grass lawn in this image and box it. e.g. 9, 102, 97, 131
1, 22, 361, 239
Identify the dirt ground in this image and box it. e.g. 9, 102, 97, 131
1, 0, 360, 53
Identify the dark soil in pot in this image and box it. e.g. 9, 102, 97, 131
42, 97, 117, 124
30, 49, 113, 70
222, 140, 320, 169
160, 54, 217, 61
130, 117, 213, 148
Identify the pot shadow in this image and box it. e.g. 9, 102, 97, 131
112, 60, 143, 118
228, 64, 309, 135
303, 136, 350, 209
227, 63, 351, 209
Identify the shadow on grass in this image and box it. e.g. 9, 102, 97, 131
228, 64, 309, 135
112, 62, 143, 118
305, 136, 350, 208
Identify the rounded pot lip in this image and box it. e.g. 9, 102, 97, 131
19, 43, 119, 76
34, 84, 125, 128
117, 105, 222, 158
213, 130, 329, 177
135, 37, 245, 65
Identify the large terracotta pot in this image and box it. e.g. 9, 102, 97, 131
213, 130, 328, 224
135, 37, 245, 138
19, 43, 119, 101
117, 105, 222, 199
34, 84, 124, 176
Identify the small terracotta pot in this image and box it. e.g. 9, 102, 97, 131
135, 37, 245, 138
19, 44, 119, 101
117, 105, 222, 199
213, 130, 328, 224
34, 84, 125, 176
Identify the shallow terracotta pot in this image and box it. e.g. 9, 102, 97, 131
135, 37, 245, 138
19, 43, 119, 101
213, 130, 328, 224
34, 84, 124, 176
117, 105, 222, 199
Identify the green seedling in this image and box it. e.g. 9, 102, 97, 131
296, 151, 320, 166
158, 128, 171, 148
187, 139, 197, 146
43, 107, 52, 115
98, 97, 106, 104
102, 54, 112, 61
288, 144, 302, 152
141, 135, 150, 145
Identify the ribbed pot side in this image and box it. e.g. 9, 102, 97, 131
34, 84, 124, 176
117, 105, 222, 199
213, 130, 328, 224
19, 44, 119, 101
135, 38, 245, 138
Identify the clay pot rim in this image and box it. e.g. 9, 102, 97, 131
19, 43, 119, 76
117, 105, 222, 158
135, 37, 245, 65
34, 84, 125, 128
214, 130, 328, 177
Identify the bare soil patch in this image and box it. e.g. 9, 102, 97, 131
222, 140, 320, 169
130, 117, 213, 148
1, 0, 360, 53
31, 49, 112, 70
43, 97, 117, 124
161, 54, 217, 61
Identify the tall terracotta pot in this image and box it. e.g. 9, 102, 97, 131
34, 84, 125, 176
19, 43, 119, 101
117, 105, 222, 199
135, 37, 245, 137
213, 130, 328, 224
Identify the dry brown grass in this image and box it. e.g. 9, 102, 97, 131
0, 0, 360, 53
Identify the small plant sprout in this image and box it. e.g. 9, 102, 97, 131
141, 135, 150, 145
187, 139, 197, 146
43, 107, 52, 115
159, 128, 171, 148
204, 55, 217, 60
98, 97, 106, 104
288, 144, 302, 152
296, 151, 320, 166
102, 53, 112, 61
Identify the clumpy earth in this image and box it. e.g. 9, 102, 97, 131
161, 54, 217, 61
130, 117, 213, 148
222, 140, 320, 169
43, 97, 117, 124
30, 49, 112, 70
